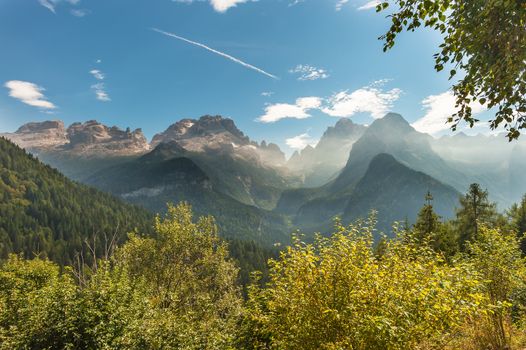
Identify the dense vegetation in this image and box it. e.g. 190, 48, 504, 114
0, 137, 153, 266
2, 185, 526, 348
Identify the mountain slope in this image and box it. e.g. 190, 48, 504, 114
85, 141, 291, 246
343, 153, 459, 231
287, 118, 366, 187
0, 137, 153, 265
278, 113, 468, 222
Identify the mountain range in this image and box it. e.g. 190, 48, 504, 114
3, 112, 526, 243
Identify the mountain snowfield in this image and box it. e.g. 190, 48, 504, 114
2, 113, 525, 243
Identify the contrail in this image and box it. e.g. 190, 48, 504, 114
152, 28, 279, 80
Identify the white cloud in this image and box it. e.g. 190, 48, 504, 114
321, 85, 402, 118
261, 91, 274, 97
357, 0, 380, 10
90, 69, 105, 80
257, 81, 402, 123
173, 0, 254, 13
335, 0, 349, 11
286, 133, 318, 150
258, 97, 322, 123
5, 80, 56, 110
89, 69, 110, 101
289, 64, 329, 81
91, 83, 111, 102
96, 59, 102, 64
412, 91, 486, 135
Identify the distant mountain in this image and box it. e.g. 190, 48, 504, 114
0, 136, 152, 266
277, 113, 468, 234
282, 153, 460, 235
331, 113, 468, 193
343, 153, 459, 230
430, 133, 526, 207
148, 116, 296, 209
85, 141, 291, 246
0, 120, 150, 181
287, 118, 366, 187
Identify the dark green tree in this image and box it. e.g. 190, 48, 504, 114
455, 183, 498, 247
507, 194, 526, 254
377, 0, 526, 140
413, 191, 441, 243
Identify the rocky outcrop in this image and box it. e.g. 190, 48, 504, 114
151, 115, 250, 151
1, 120, 150, 157
0, 120, 68, 151
64, 120, 150, 156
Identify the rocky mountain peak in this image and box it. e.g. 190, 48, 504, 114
368, 113, 413, 135
16, 120, 65, 134
64, 120, 150, 156
150, 115, 249, 149
1, 120, 68, 151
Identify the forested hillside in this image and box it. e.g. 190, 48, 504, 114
0, 137, 154, 265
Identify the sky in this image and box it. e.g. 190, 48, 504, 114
0, 0, 495, 154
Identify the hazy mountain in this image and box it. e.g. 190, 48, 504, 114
331, 113, 468, 193
430, 132, 526, 207
153, 115, 286, 167
85, 141, 291, 246
287, 118, 366, 187
343, 153, 459, 231
282, 153, 460, 235
0, 120, 151, 181
149, 116, 296, 209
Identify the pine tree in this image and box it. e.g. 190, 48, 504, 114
413, 191, 441, 243
455, 183, 498, 247
507, 194, 526, 254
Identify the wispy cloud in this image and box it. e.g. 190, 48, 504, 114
70, 8, 90, 17
258, 97, 322, 123
173, 0, 254, 13
38, 0, 83, 14
335, 0, 349, 11
411, 91, 486, 135
289, 64, 329, 81
5, 80, 57, 110
357, 0, 380, 10
321, 84, 402, 118
286, 132, 318, 150
257, 81, 402, 123
91, 83, 111, 102
90, 69, 105, 80
261, 91, 274, 97
89, 69, 110, 101
152, 28, 278, 80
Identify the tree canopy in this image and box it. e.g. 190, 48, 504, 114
378, 0, 526, 140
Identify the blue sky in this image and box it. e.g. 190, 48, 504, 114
0, 0, 493, 154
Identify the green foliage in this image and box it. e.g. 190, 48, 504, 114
378, 0, 526, 140
0, 137, 153, 266
413, 192, 460, 257
507, 194, 526, 254
455, 183, 499, 247
117, 202, 243, 349
0, 203, 244, 349
241, 219, 488, 350
463, 226, 526, 349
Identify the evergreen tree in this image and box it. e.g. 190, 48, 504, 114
413, 191, 441, 243
507, 194, 526, 254
455, 183, 498, 247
